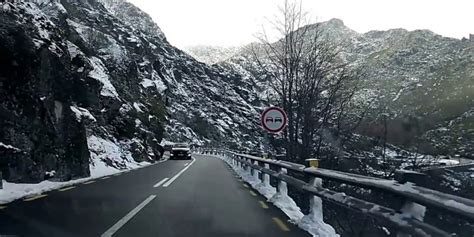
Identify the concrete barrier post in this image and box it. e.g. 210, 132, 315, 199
246, 158, 251, 175
304, 159, 325, 220
253, 160, 260, 181
263, 163, 270, 187
277, 168, 288, 196
0, 171, 2, 189
395, 170, 427, 237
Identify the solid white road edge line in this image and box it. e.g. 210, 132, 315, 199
101, 195, 157, 237
184, 163, 189, 166
162, 158, 196, 187
153, 178, 169, 188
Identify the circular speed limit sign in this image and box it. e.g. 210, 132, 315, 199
261, 107, 288, 133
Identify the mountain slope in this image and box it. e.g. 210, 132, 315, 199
217, 19, 474, 157
0, 0, 265, 183
184, 45, 241, 65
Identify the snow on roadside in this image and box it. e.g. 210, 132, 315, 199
0, 159, 153, 205
269, 191, 305, 221
0, 136, 159, 205
213, 154, 339, 237
254, 181, 276, 200
300, 203, 339, 237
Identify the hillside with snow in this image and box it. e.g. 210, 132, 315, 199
0, 0, 265, 183
184, 45, 241, 65
0, 1, 472, 185
218, 19, 474, 159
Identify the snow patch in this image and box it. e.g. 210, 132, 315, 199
67, 41, 83, 59
400, 202, 426, 220
270, 192, 305, 221
119, 103, 132, 114
437, 158, 460, 166
392, 88, 404, 102
140, 72, 167, 93
88, 57, 120, 99
88, 135, 125, 165
0, 142, 21, 152
254, 182, 277, 199
140, 79, 155, 88
443, 200, 474, 214
133, 102, 145, 113
70, 105, 96, 122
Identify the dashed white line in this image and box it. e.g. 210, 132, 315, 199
163, 158, 196, 187
153, 178, 169, 188
101, 195, 157, 237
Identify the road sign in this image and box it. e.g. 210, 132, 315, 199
261, 107, 287, 133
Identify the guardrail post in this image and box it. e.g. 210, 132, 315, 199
305, 176, 324, 215
276, 168, 288, 196
395, 170, 427, 237
263, 163, 270, 187
245, 158, 251, 175
302, 159, 326, 223
253, 160, 260, 181
237, 156, 242, 170
0, 171, 2, 189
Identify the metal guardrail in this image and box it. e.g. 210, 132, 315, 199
197, 148, 474, 237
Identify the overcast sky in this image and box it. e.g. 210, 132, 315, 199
128, 0, 474, 49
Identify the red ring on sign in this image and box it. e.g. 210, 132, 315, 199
261, 107, 287, 133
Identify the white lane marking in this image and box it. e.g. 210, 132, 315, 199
184, 163, 189, 167
163, 158, 196, 187
153, 178, 169, 188
101, 195, 157, 237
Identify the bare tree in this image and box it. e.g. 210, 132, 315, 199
250, 0, 359, 162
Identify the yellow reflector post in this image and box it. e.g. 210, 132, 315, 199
305, 159, 319, 168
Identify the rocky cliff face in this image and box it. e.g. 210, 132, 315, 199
0, 0, 266, 183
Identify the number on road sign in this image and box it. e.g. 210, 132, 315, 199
261, 107, 287, 133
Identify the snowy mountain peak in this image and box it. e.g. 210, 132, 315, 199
184, 45, 242, 65
96, 0, 167, 41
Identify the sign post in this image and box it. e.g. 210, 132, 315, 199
261, 107, 287, 134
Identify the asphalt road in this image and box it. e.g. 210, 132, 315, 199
0, 154, 311, 237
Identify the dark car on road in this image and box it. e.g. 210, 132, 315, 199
170, 143, 192, 160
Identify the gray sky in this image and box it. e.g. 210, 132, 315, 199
128, 0, 474, 48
